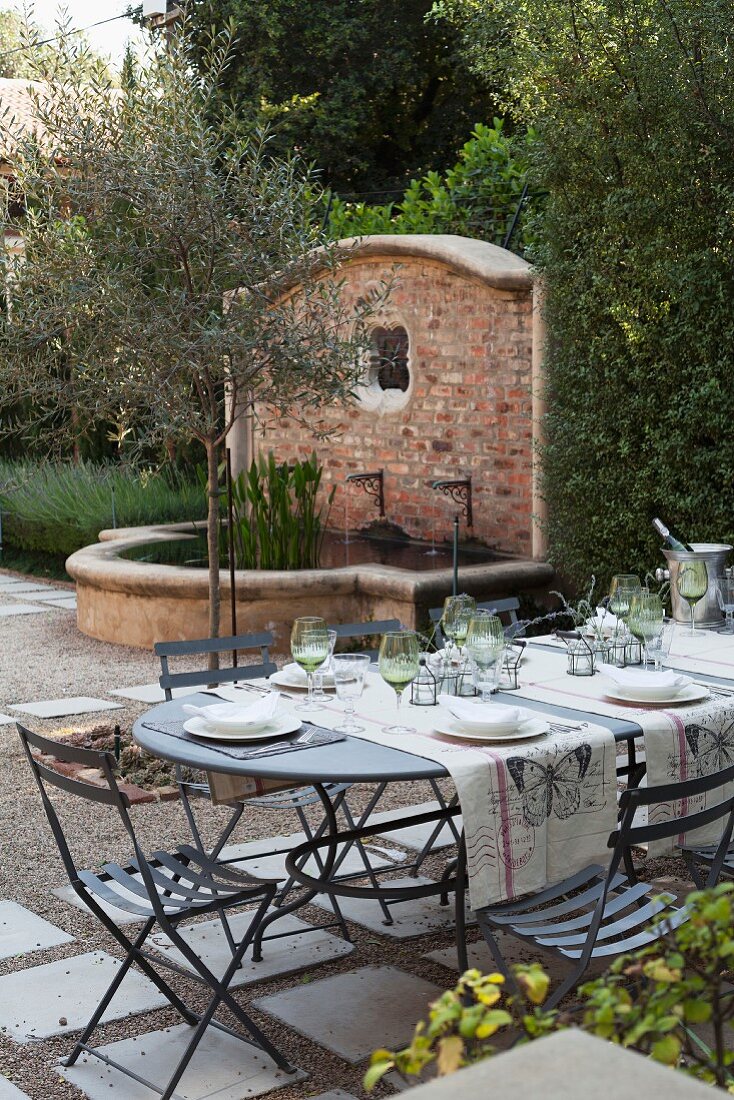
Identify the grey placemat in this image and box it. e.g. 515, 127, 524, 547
140, 719, 346, 761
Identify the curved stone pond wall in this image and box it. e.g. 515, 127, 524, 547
66, 524, 555, 652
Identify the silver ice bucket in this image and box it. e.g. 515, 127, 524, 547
661, 543, 732, 627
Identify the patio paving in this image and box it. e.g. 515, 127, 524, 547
373, 802, 462, 851
150, 910, 354, 986
0, 900, 74, 960
254, 965, 443, 1063
0, 605, 49, 617
58, 1024, 307, 1100
0, 1079, 31, 1099
9, 696, 123, 718
0, 951, 167, 1043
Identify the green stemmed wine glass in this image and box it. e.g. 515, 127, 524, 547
676, 560, 709, 637
627, 591, 664, 669
379, 631, 421, 734
290, 616, 330, 711
465, 610, 505, 702
608, 574, 642, 626
441, 594, 476, 667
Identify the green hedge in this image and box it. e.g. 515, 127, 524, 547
328, 121, 535, 253
0, 460, 206, 559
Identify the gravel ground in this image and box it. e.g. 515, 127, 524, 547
0, 569, 697, 1100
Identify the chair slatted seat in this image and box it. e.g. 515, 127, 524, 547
459, 762, 734, 1010
17, 723, 294, 1100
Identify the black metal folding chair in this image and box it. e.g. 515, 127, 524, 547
17, 723, 294, 1100
458, 762, 734, 1010
327, 618, 403, 658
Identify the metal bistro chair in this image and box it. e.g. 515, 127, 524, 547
156, 630, 389, 942
457, 762, 734, 1011
17, 723, 294, 1100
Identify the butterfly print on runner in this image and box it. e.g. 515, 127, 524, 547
685, 720, 734, 776
506, 744, 593, 828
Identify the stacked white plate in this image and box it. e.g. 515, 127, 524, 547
597, 664, 709, 705
181, 696, 301, 741
433, 697, 548, 742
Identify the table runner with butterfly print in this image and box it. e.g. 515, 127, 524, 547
326, 675, 620, 910
512, 644, 734, 854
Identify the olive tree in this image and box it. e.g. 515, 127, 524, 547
0, 17, 380, 638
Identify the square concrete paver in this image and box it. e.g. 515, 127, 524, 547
220, 834, 404, 882
151, 909, 353, 986
58, 1023, 306, 1100
17, 588, 72, 601
310, 1092, 358, 1100
312, 876, 472, 938
374, 802, 462, 852
0, 900, 74, 960
10, 697, 123, 719
0, 583, 53, 594
0, 605, 49, 617
108, 683, 192, 704
0, 1077, 31, 1099
255, 965, 442, 1063
45, 597, 77, 610
0, 715, 14, 726
0, 951, 167, 1043
423, 940, 496, 972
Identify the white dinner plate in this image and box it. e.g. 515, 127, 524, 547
433, 717, 549, 743
270, 668, 336, 691
603, 683, 710, 706
183, 715, 302, 741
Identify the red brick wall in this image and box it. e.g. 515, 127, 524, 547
254, 253, 534, 557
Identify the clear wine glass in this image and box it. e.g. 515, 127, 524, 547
627, 591, 664, 669
676, 560, 708, 637
441, 594, 476, 668
332, 653, 371, 733
290, 616, 330, 711
608, 574, 642, 627
378, 631, 421, 734
312, 629, 338, 702
465, 610, 505, 702
715, 577, 734, 635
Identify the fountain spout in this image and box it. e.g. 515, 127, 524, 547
431, 477, 473, 528
344, 470, 385, 517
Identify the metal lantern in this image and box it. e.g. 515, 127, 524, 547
497, 641, 525, 691
411, 657, 438, 706
556, 631, 596, 676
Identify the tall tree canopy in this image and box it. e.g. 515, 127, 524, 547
180, 0, 497, 193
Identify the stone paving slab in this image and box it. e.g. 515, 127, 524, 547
108, 682, 190, 703
58, 1023, 307, 1100
44, 597, 77, 610
423, 941, 495, 972
10, 696, 123, 718
222, 834, 404, 882
0, 715, 14, 726
372, 801, 462, 851
0, 951, 167, 1043
312, 876, 474, 938
0, 900, 74, 960
15, 588, 71, 601
0, 582, 53, 594
0, 605, 49, 617
0, 1077, 32, 1099
310, 1091, 358, 1100
254, 965, 443, 1063
151, 909, 353, 986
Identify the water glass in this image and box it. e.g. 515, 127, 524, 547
290, 616, 329, 711
378, 631, 421, 734
312, 629, 338, 701
441, 594, 476, 666
716, 576, 734, 635
333, 653, 371, 733
646, 617, 676, 671
465, 610, 505, 702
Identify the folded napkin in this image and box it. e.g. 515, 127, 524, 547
182, 691, 280, 725
283, 661, 334, 683
597, 664, 689, 692
584, 607, 624, 636
437, 695, 523, 726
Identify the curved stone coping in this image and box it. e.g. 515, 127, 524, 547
67, 523, 553, 603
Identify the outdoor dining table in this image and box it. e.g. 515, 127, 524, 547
132, 632, 734, 954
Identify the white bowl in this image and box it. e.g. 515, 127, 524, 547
599, 676, 688, 702
444, 703, 526, 736
194, 703, 275, 733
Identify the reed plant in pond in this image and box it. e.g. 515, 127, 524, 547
229, 452, 334, 570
